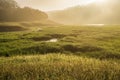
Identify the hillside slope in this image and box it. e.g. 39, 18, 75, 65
0, 0, 48, 22
48, 0, 120, 25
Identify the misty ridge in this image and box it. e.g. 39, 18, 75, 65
48, 0, 120, 25
0, 0, 120, 25
0, 0, 48, 22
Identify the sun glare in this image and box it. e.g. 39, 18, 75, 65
83, 0, 107, 5
94, 0, 107, 4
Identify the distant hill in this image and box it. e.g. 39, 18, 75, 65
0, 0, 60, 30
0, 7, 48, 22
48, 0, 120, 25
0, 0, 48, 22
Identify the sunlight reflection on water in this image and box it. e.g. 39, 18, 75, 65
85, 24, 105, 26
46, 38, 58, 42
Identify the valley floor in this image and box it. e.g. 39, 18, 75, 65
0, 23, 120, 80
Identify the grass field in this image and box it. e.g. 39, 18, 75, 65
0, 54, 120, 80
0, 23, 120, 80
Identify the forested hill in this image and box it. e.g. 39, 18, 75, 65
48, 0, 120, 25
0, 0, 48, 22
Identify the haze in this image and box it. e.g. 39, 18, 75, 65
15, 0, 102, 11
47, 0, 120, 24
15, 0, 120, 24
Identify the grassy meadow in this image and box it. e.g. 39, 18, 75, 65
0, 23, 120, 80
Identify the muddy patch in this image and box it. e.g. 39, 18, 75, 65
0, 39, 18, 43
31, 34, 66, 42
0, 25, 26, 32
47, 34, 66, 39
62, 44, 103, 53
31, 36, 51, 41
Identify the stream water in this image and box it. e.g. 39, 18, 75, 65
46, 38, 58, 42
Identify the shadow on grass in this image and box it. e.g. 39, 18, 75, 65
30, 34, 66, 41
1, 43, 120, 60
0, 25, 26, 32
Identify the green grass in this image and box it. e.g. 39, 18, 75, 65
0, 54, 120, 80
0, 25, 120, 59
0, 23, 120, 79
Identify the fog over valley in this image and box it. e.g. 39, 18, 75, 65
47, 0, 120, 25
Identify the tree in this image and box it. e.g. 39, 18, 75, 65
0, 0, 48, 22
0, 0, 18, 9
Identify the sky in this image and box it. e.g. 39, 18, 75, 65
15, 0, 105, 11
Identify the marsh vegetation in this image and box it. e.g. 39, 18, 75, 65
1, 0, 120, 80
0, 23, 120, 80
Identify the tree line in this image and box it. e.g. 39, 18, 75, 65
0, 0, 48, 22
